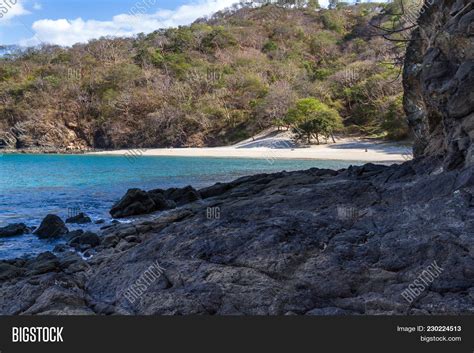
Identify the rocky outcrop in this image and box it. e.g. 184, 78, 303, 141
0, 223, 31, 238
110, 186, 201, 218
66, 213, 92, 224
33, 215, 69, 239
403, 0, 474, 169
1, 163, 472, 315
68, 232, 101, 252
110, 189, 174, 218
152, 186, 202, 206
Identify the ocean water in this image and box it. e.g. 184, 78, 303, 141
0, 154, 364, 259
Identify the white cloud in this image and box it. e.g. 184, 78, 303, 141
33, 2, 42, 10
21, 0, 240, 47
0, 0, 30, 22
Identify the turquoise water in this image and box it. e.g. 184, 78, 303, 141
0, 154, 363, 259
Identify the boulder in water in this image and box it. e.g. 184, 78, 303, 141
0, 223, 31, 238
66, 213, 92, 224
68, 231, 101, 250
110, 189, 175, 218
34, 215, 69, 239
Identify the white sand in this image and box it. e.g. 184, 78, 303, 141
89, 130, 412, 163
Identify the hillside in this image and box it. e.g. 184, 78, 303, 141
0, 2, 408, 151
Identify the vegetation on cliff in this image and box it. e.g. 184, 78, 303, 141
0, 2, 409, 150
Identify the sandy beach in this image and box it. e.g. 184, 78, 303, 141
89, 130, 412, 163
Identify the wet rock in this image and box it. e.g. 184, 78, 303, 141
0, 223, 31, 238
110, 186, 202, 219
53, 244, 71, 253
66, 213, 92, 224
64, 229, 84, 240
110, 188, 175, 218
83, 249, 96, 258
110, 189, 156, 218
33, 215, 69, 239
68, 232, 101, 250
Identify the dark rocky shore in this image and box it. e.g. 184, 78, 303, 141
0, 159, 473, 315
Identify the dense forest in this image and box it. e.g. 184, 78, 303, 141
0, 1, 412, 151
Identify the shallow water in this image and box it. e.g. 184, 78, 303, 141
0, 154, 364, 259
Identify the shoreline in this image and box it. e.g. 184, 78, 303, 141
1, 137, 412, 163
89, 137, 412, 163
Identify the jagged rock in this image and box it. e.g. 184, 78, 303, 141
110, 186, 200, 218
33, 215, 68, 239
110, 188, 174, 218
110, 189, 157, 218
66, 213, 92, 224
403, 0, 474, 169
0, 223, 31, 238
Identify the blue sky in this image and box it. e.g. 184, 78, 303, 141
0, 0, 336, 46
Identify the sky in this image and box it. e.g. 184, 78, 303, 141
0, 0, 336, 47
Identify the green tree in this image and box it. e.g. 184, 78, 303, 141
287, 98, 342, 144
308, 0, 320, 10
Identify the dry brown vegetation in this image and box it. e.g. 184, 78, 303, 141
0, 2, 409, 151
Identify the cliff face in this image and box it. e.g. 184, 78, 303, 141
403, 0, 474, 169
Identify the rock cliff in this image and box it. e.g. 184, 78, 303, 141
403, 0, 474, 169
